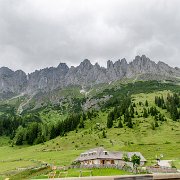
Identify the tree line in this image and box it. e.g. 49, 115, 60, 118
0, 105, 89, 146
155, 93, 180, 121
106, 95, 170, 129
13, 113, 84, 145
107, 96, 133, 129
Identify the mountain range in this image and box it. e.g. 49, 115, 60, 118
0, 55, 180, 100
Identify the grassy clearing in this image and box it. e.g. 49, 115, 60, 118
0, 176, 4, 180
32, 168, 132, 179
0, 160, 39, 174
174, 160, 180, 169
9, 167, 50, 180
40, 109, 67, 123
0, 136, 10, 147
0, 90, 179, 179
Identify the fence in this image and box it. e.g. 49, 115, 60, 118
147, 166, 177, 173
70, 164, 133, 172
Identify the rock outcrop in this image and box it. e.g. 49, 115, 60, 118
0, 55, 180, 98
0, 67, 27, 93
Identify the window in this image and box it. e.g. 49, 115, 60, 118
110, 160, 114, 164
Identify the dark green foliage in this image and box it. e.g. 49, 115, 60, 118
122, 153, 130, 162
107, 112, 114, 128
158, 113, 166, 122
145, 100, 149, 107
106, 96, 132, 128
155, 120, 159, 127
126, 117, 133, 128
0, 104, 16, 115
124, 109, 133, 128
26, 122, 39, 145
156, 93, 180, 121
1, 80, 180, 147
99, 81, 180, 109
118, 120, 123, 128
151, 122, 155, 130
7, 112, 84, 145
102, 130, 106, 138
131, 154, 141, 166
149, 106, 159, 116
13, 126, 26, 145
49, 124, 56, 139
79, 117, 85, 128
113, 106, 121, 119
143, 108, 148, 118
166, 93, 180, 121
87, 110, 98, 120
130, 105, 134, 118
155, 96, 166, 109
71, 98, 84, 113
131, 154, 141, 173
82, 113, 86, 120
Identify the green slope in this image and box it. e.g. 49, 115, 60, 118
0, 81, 180, 179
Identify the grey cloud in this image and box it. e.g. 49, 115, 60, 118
0, 0, 180, 73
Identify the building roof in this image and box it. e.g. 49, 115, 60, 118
75, 147, 146, 162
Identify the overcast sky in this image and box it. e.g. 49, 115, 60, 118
0, 0, 180, 73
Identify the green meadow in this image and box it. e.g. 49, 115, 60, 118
0, 89, 180, 179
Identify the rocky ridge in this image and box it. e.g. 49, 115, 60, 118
0, 55, 180, 98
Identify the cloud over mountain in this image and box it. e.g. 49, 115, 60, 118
0, 0, 180, 72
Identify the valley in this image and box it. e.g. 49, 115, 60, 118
0, 80, 179, 179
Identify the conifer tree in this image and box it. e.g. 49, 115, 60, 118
143, 108, 148, 118
145, 100, 148, 107
79, 117, 85, 128
107, 112, 113, 128
118, 120, 123, 128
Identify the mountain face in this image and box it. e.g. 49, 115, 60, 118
0, 67, 27, 94
0, 55, 180, 98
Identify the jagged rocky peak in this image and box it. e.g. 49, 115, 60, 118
57, 63, 69, 75
120, 58, 128, 64
95, 62, 100, 67
79, 59, 93, 69
157, 61, 179, 75
0, 67, 27, 93
157, 61, 171, 68
107, 60, 114, 68
94, 62, 101, 69
14, 69, 27, 76
0, 55, 180, 98
0, 67, 27, 80
0, 66, 14, 76
129, 55, 156, 73
57, 62, 69, 70
133, 55, 151, 64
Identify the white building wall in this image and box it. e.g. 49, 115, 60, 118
114, 160, 124, 165
106, 160, 111, 165
93, 159, 100, 165
80, 159, 145, 166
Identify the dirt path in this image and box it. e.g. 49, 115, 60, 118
17, 93, 35, 114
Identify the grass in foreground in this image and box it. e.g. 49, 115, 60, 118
32, 168, 132, 179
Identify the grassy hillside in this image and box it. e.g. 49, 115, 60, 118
0, 81, 180, 179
